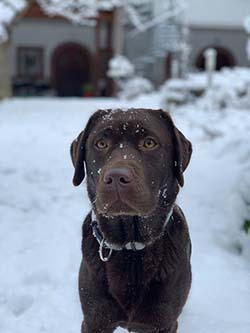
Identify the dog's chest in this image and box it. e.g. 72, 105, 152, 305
105, 251, 158, 313
105, 253, 144, 311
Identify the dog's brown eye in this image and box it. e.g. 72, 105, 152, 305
95, 139, 108, 150
143, 137, 157, 149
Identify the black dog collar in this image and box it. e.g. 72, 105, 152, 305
91, 209, 173, 262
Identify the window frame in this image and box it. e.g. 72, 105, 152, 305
17, 46, 44, 79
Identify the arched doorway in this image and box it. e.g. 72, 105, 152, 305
51, 43, 92, 97
195, 46, 236, 71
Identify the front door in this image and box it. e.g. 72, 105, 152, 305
52, 43, 91, 97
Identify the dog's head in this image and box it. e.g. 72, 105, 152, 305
71, 109, 192, 243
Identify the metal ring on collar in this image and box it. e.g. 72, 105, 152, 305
99, 239, 113, 262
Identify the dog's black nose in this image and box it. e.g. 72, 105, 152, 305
103, 168, 133, 187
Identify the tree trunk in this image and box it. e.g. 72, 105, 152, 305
112, 7, 124, 56
0, 42, 11, 99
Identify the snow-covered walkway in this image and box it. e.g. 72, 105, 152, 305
0, 97, 249, 333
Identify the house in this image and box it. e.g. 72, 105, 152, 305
133, 0, 250, 85
0, 0, 115, 98
0, 0, 188, 98
185, 0, 250, 70
0, 0, 249, 99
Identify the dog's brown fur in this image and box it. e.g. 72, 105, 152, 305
71, 108, 192, 333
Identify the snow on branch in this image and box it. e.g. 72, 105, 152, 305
37, 0, 98, 25
19, 0, 185, 28
0, 0, 27, 42
125, 4, 146, 32
1, 0, 21, 12
128, 0, 186, 37
37, 0, 146, 26
0, 0, 186, 42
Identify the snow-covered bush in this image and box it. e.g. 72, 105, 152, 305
160, 77, 204, 107
108, 55, 154, 99
161, 67, 250, 110
197, 68, 250, 110
118, 76, 154, 99
107, 55, 135, 79
197, 86, 238, 110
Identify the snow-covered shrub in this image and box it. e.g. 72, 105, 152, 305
108, 55, 154, 99
160, 77, 204, 107
197, 67, 250, 110
161, 67, 250, 110
118, 76, 153, 99
107, 55, 135, 79
196, 86, 238, 110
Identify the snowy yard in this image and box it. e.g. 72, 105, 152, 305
0, 95, 250, 333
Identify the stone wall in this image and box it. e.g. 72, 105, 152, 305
0, 42, 11, 99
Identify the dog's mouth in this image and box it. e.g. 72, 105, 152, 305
95, 185, 158, 217
96, 196, 144, 217
94, 182, 174, 246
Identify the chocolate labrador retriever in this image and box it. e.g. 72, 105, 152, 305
71, 108, 192, 333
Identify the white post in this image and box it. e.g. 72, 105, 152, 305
204, 48, 217, 89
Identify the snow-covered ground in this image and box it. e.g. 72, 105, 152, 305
0, 95, 250, 333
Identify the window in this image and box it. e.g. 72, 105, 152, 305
17, 47, 44, 78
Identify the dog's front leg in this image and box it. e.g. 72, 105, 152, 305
81, 320, 114, 333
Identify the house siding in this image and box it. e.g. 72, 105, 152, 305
10, 18, 96, 80
189, 27, 249, 69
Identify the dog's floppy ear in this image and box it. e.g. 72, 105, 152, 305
173, 125, 192, 187
70, 130, 87, 186
159, 110, 192, 187
70, 109, 105, 186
